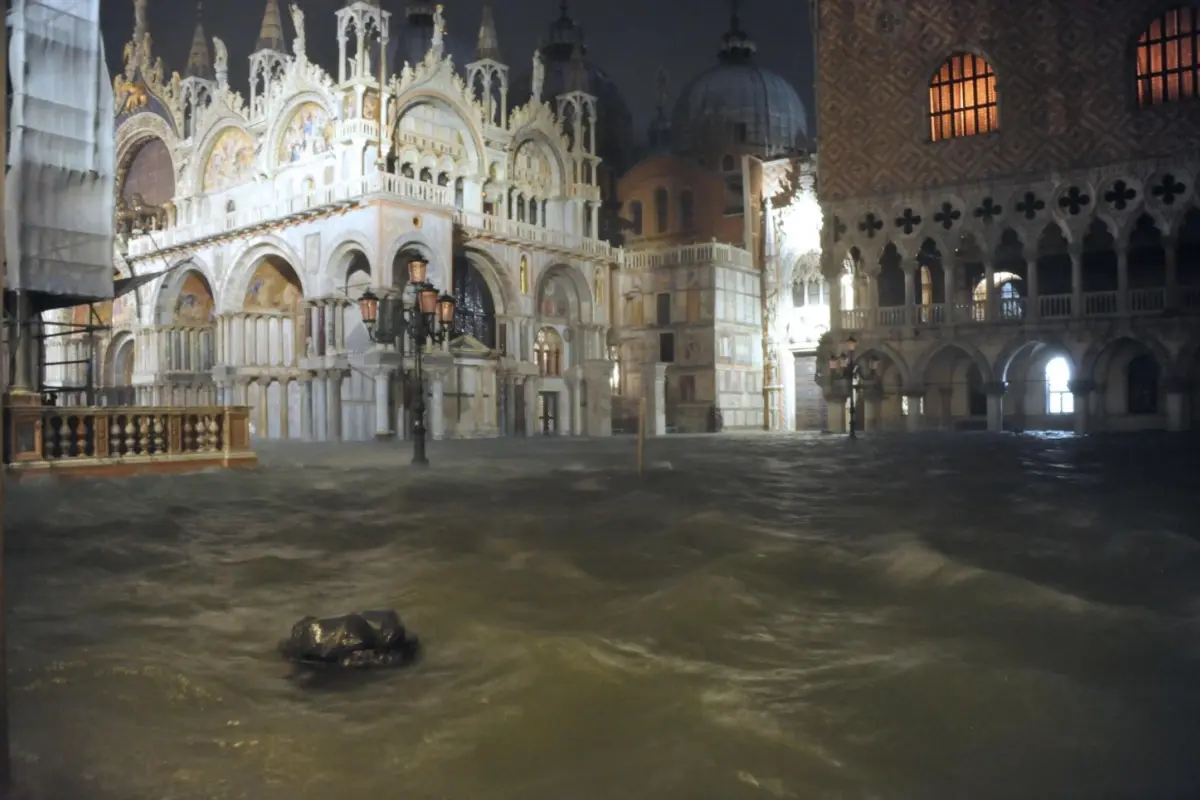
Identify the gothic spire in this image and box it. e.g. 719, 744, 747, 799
185, 1, 214, 79
475, 5, 501, 61
256, 0, 286, 52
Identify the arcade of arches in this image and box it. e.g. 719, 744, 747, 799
68, 242, 613, 441
825, 334, 1197, 435
858, 211, 1200, 326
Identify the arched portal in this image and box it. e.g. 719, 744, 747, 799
915, 342, 993, 428
157, 269, 217, 379
119, 137, 175, 207
244, 257, 303, 313
1044, 356, 1074, 415
1084, 336, 1169, 425
452, 254, 496, 347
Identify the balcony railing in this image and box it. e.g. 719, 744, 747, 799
4, 404, 256, 480
453, 210, 617, 261
125, 173, 616, 263
622, 242, 753, 271
837, 287, 1198, 330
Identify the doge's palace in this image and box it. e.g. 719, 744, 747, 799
47, 0, 619, 441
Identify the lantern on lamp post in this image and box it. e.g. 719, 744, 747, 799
359, 257, 456, 465
826, 336, 881, 440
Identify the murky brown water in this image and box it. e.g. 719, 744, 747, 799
5, 433, 1200, 799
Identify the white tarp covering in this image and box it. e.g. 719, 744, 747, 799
5, 0, 114, 300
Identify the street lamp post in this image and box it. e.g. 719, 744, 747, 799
827, 336, 880, 440
358, 257, 456, 466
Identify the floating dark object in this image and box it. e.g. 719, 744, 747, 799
279, 610, 420, 669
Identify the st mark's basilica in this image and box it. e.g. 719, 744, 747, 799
42, 0, 1200, 439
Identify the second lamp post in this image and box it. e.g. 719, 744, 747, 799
358, 257, 456, 466
827, 336, 880, 440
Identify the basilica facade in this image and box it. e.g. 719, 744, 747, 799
813, 0, 1200, 433
43, 0, 826, 441
48, 0, 619, 441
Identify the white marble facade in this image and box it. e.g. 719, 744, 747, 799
48, 0, 618, 441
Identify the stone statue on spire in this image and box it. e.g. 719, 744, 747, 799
134, 0, 148, 41
290, 3, 306, 60
432, 4, 446, 56
532, 50, 545, 101
656, 66, 669, 111
213, 36, 229, 86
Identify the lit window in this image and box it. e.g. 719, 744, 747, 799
1045, 356, 1074, 414
1136, 7, 1200, 106
535, 327, 563, 377
928, 52, 998, 141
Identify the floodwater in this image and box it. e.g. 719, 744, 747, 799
5, 432, 1200, 799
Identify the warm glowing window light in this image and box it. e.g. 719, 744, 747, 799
928, 52, 997, 141
1137, 6, 1200, 106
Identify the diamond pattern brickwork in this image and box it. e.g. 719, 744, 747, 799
816, 0, 1200, 203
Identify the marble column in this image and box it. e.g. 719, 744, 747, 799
1025, 250, 1040, 322
374, 370, 394, 439
902, 264, 916, 327
313, 372, 328, 441
300, 377, 314, 440
825, 392, 847, 433
1068, 379, 1093, 435
904, 390, 924, 432
1069, 246, 1083, 319
430, 374, 445, 439
1164, 378, 1189, 432
982, 259, 996, 322
1163, 236, 1179, 310
325, 370, 343, 442
644, 362, 667, 436
984, 381, 1006, 433
864, 385, 884, 432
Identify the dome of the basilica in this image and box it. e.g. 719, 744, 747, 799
509, 3, 635, 173
671, 14, 808, 158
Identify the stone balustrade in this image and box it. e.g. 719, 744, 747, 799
453, 210, 618, 261
622, 243, 754, 271
3, 403, 256, 480
123, 172, 617, 263
837, 285, 1200, 331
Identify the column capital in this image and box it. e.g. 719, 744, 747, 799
1067, 379, 1095, 395
1163, 376, 1191, 394
901, 387, 926, 398
982, 380, 1007, 396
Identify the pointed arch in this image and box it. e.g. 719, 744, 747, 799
1080, 333, 1173, 382
913, 340, 993, 385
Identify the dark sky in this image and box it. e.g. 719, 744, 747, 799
101, 0, 813, 141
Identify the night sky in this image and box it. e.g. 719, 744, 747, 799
100, 0, 814, 142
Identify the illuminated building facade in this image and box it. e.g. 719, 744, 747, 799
613, 9, 824, 432
47, 0, 620, 440
814, 1, 1200, 433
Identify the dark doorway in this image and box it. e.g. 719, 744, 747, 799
1127, 355, 1159, 415
538, 391, 559, 434
967, 365, 987, 417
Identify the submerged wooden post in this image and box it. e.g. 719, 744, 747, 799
1, 7, 11, 789
636, 396, 646, 475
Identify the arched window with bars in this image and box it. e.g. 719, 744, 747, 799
928, 52, 998, 142
1136, 6, 1200, 106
